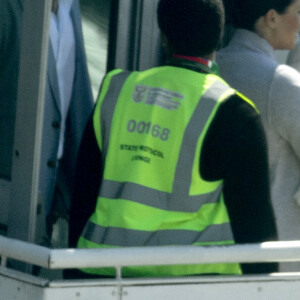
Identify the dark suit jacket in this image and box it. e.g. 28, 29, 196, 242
0, 0, 94, 232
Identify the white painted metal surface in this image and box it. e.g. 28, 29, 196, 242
0, 269, 117, 300
0, 268, 47, 300
49, 241, 300, 269
2, 267, 300, 300
1, 236, 300, 299
120, 275, 300, 300
2, 236, 300, 270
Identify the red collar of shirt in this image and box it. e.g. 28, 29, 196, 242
169, 54, 218, 75
172, 54, 213, 68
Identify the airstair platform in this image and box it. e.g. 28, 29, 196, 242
1, 236, 300, 299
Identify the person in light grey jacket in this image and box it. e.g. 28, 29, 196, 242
217, 0, 300, 271
287, 36, 300, 70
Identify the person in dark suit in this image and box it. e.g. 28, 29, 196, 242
0, 0, 94, 245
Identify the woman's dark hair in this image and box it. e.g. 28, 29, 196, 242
231, 0, 295, 30
157, 0, 225, 56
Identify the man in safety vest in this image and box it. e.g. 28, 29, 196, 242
65, 0, 278, 278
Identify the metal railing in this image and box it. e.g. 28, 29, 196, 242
1, 235, 300, 277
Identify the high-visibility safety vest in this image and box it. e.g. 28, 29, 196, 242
78, 66, 256, 277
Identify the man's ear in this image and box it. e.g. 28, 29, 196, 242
264, 9, 279, 29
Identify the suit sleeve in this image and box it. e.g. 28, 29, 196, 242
200, 94, 278, 274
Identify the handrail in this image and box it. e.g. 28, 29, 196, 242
1, 235, 300, 270
0, 236, 50, 268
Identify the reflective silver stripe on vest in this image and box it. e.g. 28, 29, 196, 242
100, 179, 222, 212
82, 220, 233, 246
99, 79, 231, 212
171, 80, 229, 211
100, 71, 131, 155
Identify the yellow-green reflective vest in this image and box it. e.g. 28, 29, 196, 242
78, 66, 255, 277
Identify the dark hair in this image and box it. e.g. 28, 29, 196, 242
157, 0, 225, 56
231, 0, 295, 30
